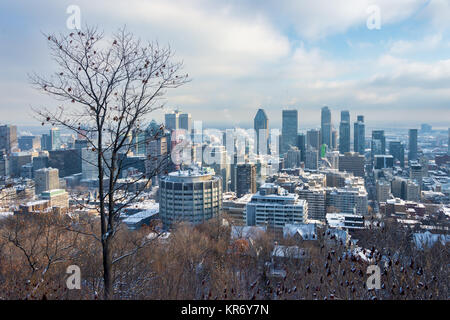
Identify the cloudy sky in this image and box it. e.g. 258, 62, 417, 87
1, 0, 450, 130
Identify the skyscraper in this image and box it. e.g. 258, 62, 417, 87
389, 141, 405, 167
296, 133, 306, 162
236, 163, 257, 197
339, 110, 351, 154
305, 148, 319, 170
408, 129, 418, 161
338, 152, 365, 177
371, 130, 386, 157
410, 162, 423, 187
254, 109, 269, 155
285, 146, 301, 169
50, 127, 61, 150
132, 129, 147, 155
0, 124, 17, 154
41, 134, 51, 151
331, 128, 338, 151
179, 113, 192, 133
207, 145, 230, 192
306, 129, 320, 151
164, 110, 180, 131
321, 106, 332, 148
18, 135, 40, 151
354, 115, 365, 155
281, 109, 298, 155
145, 135, 169, 178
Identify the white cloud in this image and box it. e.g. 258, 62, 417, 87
220, 0, 427, 40
389, 34, 443, 55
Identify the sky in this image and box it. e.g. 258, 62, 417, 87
1, 0, 450, 131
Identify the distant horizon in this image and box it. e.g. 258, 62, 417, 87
8, 121, 450, 137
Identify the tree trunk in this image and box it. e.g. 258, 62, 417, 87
97, 130, 113, 299
103, 236, 113, 299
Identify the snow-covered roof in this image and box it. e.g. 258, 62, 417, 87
272, 245, 306, 259
283, 223, 317, 240
413, 231, 450, 250
326, 228, 348, 243
231, 226, 266, 240
123, 207, 159, 224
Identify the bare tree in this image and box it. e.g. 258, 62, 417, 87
30, 25, 188, 299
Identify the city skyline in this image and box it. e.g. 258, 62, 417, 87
0, 0, 449, 304
1, 0, 450, 128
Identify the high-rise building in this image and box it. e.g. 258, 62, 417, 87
331, 128, 338, 151
32, 155, 49, 174
420, 124, 432, 133
371, 130, 386, 157
0, 155, 10, 177
325, 188, 368, 215
285, 146, 301, 169
296, 133, 306, 162
49, 149, 82, 177
374, 155, 394, 169
326, 151, 340, 169
164, 110, 180, 131
389, 141, 405, 167
306, 129, 321, 151
338, 152, 365, 177
50, 128, 61, 150
206, 145, 230, 192
236, 163, 257, 197
321, 106, 332, 148
254, 109, 269, 155
410, 162, 423, 187
408, 129, 418, 161
145, 135, 169, 178
34, 167, 60, 195
159, 168, 222, 228
305, 148, 319, 170
297, 187, 326, 221
406, 180, 420, 202
391, 177, 407, 200
245, 183, 308, 228
281, 109, 298, 155
339, 110, 351, 154
353, 115, 365, 155
18, 136, 40, 151
74, 139, 88, 150
0, 125, 18, 154
376, 180, 391, 203
179, 113, 192, 133
81, 148, 113, 180
10, 153, 32, 178
41, 134, 51, 151
131, 129, 147, 155
165, 111, 192, 134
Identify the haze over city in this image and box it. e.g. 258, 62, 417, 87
1, 0, 450, 129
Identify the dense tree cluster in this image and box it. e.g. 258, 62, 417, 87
0, 213, 447, 300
